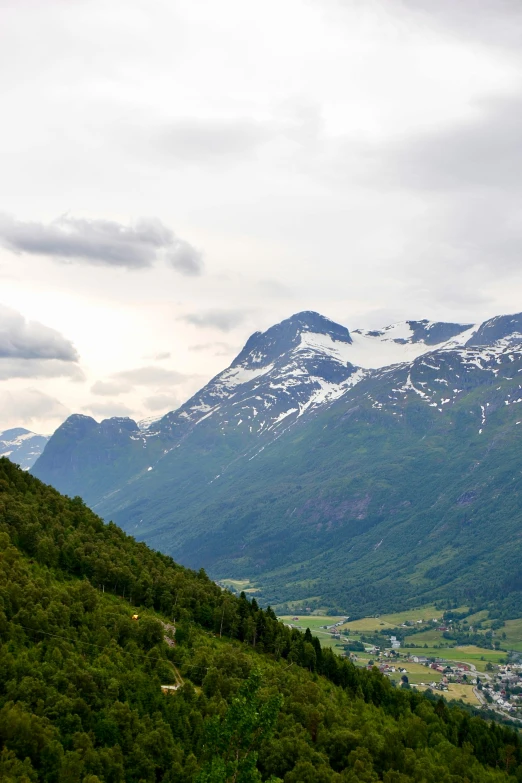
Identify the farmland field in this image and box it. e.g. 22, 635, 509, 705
408, 646, 506, 672
503, 618, 522, 651
416, 683, 480, 706
218, 578, 259, 594
280, 607, 522, 670
338, 605, 447, 634
278, 615, 347, 631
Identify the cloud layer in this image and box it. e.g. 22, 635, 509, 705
0, 214, 204, 274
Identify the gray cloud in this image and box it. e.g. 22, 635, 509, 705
181, 309, 247, 332
143, 393, 181, 412
0, 214, 204, 273
394, 0, 522, 49
381, 94, 522, 193
257, 279, 293, 298
112, 365, 187, 386
158, 118, 271, 161
0, 358, 84, 381
0, 388, 69, 426
166, 238, 204, 276
0, 303, 78, 360
91, 379, 131, 396
0, 304, 82, 380
348, 88, 522, 294
83, 401, 134, 419
153, 106, 322, 165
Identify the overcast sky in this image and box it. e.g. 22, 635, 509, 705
1, 0, 522, 433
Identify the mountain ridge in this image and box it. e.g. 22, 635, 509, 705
31, 309, 522, 614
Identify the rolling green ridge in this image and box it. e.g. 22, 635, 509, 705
1, 458, 522, 782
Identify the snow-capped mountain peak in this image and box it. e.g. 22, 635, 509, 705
152, 312, 359, 442
232, 311, 352, 370
0, 427, 49, 470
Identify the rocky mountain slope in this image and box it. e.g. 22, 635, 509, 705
0, 427, 49, 469
32, 310, 522, 614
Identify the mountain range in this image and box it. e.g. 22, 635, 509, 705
31, 310, 522, 615
0, 427, 49, 470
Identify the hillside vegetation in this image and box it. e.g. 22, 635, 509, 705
1, 459, 522, 781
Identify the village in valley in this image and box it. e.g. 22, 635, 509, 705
280, 605, 522, 720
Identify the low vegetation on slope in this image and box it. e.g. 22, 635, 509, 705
1, 458, 522, 782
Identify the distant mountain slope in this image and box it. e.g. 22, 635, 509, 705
31, 310, 522, 614
0, 427, 49, 469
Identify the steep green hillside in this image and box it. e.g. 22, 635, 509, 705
1, 458, 522, 782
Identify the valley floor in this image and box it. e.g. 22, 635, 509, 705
279, 603, 522, 720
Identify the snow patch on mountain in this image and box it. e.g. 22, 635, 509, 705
296, 332, 354, 365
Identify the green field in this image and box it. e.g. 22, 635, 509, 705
339, 604, 476, 634
352, 654, 442, 685
416, 683, 480, 706
503, 618, 522, 651
406, 646, 506, 673
338, 605, 444, 634
219, 578, 259, 594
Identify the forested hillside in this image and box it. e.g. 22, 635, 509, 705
1, 458, 522, 782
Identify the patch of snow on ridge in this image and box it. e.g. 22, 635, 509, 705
348, 330, 434, 369
443, 324, 478, 348
296, 332, 354, 364
217, 363, 274, 388
298, 368, 367, 417
138, 416, 162, 431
